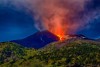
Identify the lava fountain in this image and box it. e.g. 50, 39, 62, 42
43, 14, 68, 41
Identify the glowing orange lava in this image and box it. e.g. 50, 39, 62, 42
47, 15, 66, 40
55, 29, 65, 40
57, 35, 64, 40
42, 7, 68, 41
53, 26, 65, 41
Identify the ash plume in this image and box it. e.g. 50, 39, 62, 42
0, 0, 100, 36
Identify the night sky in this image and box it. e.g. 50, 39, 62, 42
77, 0, 100, 39
0, 0, 100, 42
0, 6, 38, 42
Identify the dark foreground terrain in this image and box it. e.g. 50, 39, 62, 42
0, 39, 100, 67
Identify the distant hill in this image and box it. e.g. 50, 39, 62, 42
0, 39, 100, 67
96, 38, 100, 41
11, 31, 59, 49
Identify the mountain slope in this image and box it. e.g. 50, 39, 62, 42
0, 39, 100, 67
11, 31, 59, 49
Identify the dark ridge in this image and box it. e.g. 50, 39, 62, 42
11, 31, 59, 49
66, 34, 93, 40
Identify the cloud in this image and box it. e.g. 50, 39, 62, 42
25, 0, 91, 35
1, 0, 100, 38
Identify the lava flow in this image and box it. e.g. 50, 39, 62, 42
52, 27, 65, 41
45, 16, 67, 41
57, 35, 64, 40
50, 26, 65, 41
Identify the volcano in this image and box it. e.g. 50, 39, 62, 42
11, 31, 59, 49
11, 30, 90, 49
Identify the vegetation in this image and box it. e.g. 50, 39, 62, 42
0, 39, 100, 67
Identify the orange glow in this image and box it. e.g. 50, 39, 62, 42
57, 35, 64, 40
53, 23, 65, 41
43, 14, 67, 41
33, 0, 71, 40
44, 16, 67, 41
34, 0, 77, 40
33, 0, 84, 41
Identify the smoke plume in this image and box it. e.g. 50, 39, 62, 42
26, 0, 91, 37
0, 0, 99, 37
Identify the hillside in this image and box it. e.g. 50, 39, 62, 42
11, 31, 59, 49
0, 39, 100, 67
